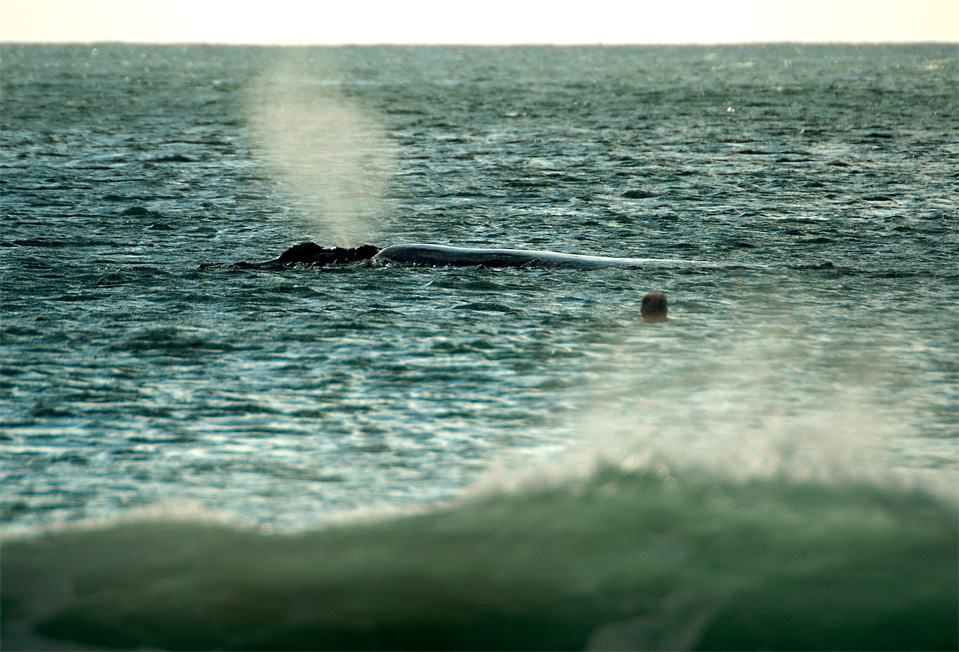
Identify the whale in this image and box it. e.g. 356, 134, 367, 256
200, 243, 379, 270
201, 242, 760, 271
372, 244, 694, 269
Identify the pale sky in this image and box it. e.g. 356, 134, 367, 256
1, 0, 957, 45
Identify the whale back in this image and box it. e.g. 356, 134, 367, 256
372, 244, 651, 269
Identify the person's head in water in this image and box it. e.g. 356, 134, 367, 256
641, 292, 669, 323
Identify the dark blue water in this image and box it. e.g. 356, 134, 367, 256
1, 44, 957, 650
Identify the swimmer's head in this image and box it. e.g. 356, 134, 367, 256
641, 292, 669, 323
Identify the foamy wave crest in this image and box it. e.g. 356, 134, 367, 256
470, 324, 954, 502
2, 466, 955, 651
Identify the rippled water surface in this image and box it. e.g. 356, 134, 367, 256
2, 44, 957, 533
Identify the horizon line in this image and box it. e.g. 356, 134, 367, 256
3, 39, 958, 47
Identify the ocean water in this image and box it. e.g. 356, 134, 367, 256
1, 44, 957, 650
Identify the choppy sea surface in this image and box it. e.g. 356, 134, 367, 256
1, 44, 957, 650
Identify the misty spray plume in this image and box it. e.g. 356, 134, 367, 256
246, 64, 395, 246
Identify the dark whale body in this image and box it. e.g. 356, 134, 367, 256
373, 244, 682, 269
203, 242, 715, 270
200, 243, 380, 269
